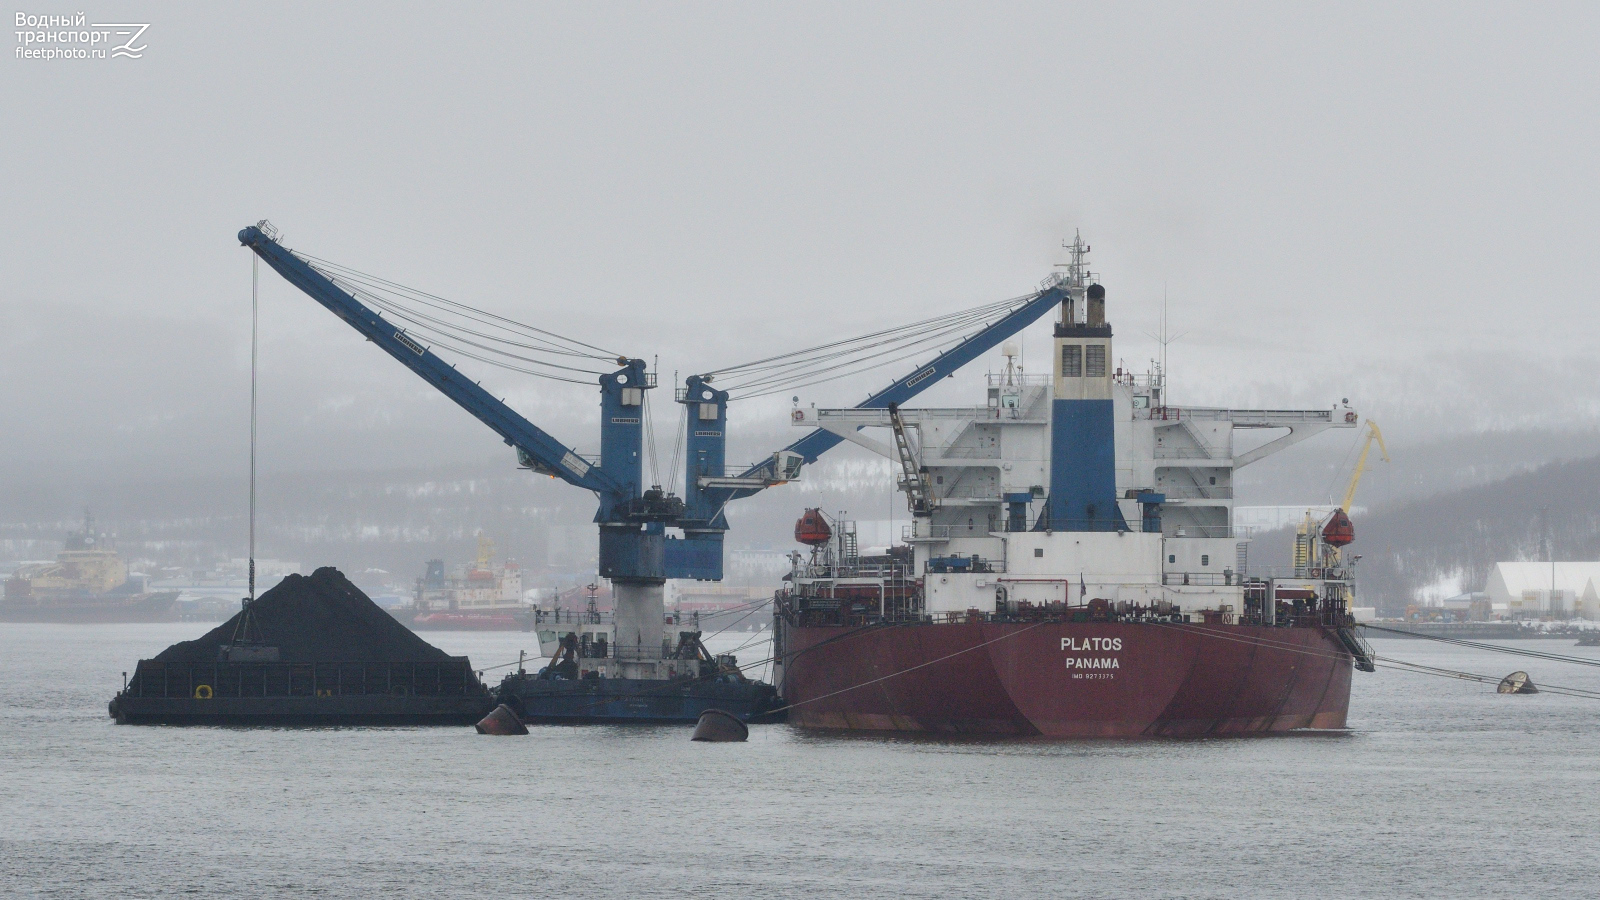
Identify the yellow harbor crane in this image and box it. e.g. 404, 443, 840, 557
1295, 420, 1388, 569
1339, 421, 1389, 513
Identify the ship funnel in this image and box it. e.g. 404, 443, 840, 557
1086, 283, 1106, 326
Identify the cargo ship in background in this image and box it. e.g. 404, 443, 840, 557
772, 236, 1375, 737
0, 511, 179, 623
399, 533, 539, 630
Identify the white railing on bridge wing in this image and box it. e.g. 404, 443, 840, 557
1138, 407, 1336, 425
936, 445, 1003, 459
1152, 445, 1228, 460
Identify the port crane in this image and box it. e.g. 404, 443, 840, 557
1339, 420, 1389, 513
1296, 419, 1388, 569
238, 221, 1067, 677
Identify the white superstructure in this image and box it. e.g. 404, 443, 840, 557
790, 238, 1360, 619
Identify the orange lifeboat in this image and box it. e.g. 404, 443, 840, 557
794, 508, 832, 546
1321, 509, 1355, 547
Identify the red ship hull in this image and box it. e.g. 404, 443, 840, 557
406, 611, 533, 631
781, 621, 1351, 737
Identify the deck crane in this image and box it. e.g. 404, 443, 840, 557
238, 221, 1067, 678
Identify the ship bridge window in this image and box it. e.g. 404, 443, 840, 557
1085, 344, 1106, 378
1061, 345, 1082, 378
1168, 554, 1175, 564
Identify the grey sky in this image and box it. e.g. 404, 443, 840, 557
5, 2, 1598, 488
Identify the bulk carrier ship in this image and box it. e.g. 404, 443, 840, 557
771, 237, 1375, 737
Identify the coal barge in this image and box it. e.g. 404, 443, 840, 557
110, 567, 494, 725
772, 236, 1375, 736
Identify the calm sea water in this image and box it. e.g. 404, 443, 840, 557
3, 623, 1597, 899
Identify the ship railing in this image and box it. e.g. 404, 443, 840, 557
123, 658, 486, 700
936, 445, 1003, 460
1162, 572, 1238, 587
985, 373, 1052, 387
799, 561, 916, 580
1244, 566, 1356, 581
1167, 525, 1237, 538
1153, 444, 1228, 460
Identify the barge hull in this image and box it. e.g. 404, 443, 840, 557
109, 695, 493, 726
781, 621, 1351, 737
497, 675, 783, 724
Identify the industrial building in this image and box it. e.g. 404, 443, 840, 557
1484, 562, 1600, 620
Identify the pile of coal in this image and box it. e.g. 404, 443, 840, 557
156, 566, 448, 663
112, 567, 495, 726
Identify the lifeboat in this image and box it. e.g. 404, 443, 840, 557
794, 508, 832, 546
1321, 509, 1355, 547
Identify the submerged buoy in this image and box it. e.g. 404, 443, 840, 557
476, 703, 529, 735
692, 708, 748, 742
1497, 671, 1538, 694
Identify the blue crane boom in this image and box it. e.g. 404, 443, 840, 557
237, 224, 624, 499
666, 284, 1069, 579
240, 220, 1068, 583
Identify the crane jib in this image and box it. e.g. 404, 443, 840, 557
237, 225, 621, 499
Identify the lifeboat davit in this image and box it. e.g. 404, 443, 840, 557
1321, 509, 1355, 547
795, 508, 832, 546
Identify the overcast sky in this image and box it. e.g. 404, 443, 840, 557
5, 2, 1598, 489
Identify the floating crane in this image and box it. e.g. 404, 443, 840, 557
237, 221, 1069, 679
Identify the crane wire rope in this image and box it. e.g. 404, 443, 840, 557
643, 389, 660, 488
337, 279, 613, 373
319, 272, 612, 379
704, 291, 1034, 379
298, 252, 619, 360
723, 311, 1016, 400
714, 295, 1039, 399
666, 401, 687, 497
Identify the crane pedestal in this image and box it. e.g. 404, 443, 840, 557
612, 579, 668, 679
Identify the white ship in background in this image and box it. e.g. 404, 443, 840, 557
405, 533, 534, 630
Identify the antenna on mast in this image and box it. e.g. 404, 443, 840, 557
1143, 283, 1187, 409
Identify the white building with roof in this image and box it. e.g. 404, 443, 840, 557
1484, 562, 1600, 620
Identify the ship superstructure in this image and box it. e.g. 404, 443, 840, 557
1, 512, 178, 623
774, 236, 1375, 736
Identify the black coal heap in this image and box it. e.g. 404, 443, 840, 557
155, 566, 450, 664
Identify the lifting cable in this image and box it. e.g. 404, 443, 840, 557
704, 291, 1043, 400
299, 253, 618, 359
720, 307, 1027, 399
294, 252, 623, 387
666, 402, 687, 497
